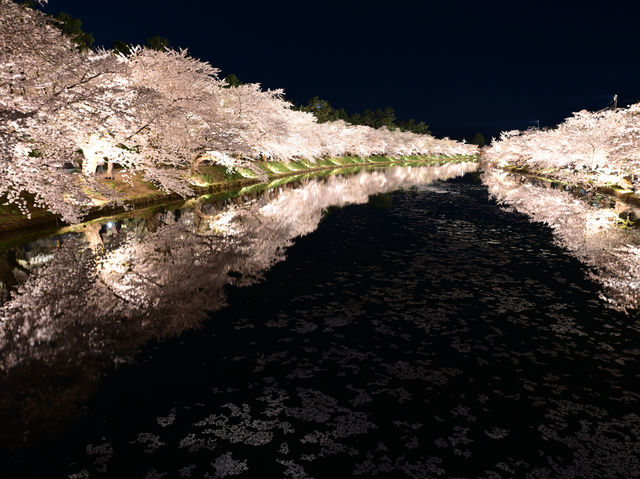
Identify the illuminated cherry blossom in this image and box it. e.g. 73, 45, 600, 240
0, 0, 477, 223
485, 105, 640, 191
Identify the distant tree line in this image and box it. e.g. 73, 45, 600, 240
469, 132, 486, 147
22, 3, 170, 54
297, 97, 432, 135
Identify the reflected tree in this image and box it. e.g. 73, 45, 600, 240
484, 169, 640, 311
0, 163, 477, 447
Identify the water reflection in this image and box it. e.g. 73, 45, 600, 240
483, 169, 640, 311
0, 162, 477, 447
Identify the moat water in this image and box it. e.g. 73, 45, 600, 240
1, 163, 639, 478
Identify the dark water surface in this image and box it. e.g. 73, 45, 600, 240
2, 165, 640, 478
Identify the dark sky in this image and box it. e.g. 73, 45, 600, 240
42, 0, 640, 141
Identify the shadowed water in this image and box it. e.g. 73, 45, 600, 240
1, 164, 640, 478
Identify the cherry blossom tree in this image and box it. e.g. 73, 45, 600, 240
1, 0, 477, 224
485, 104, 640, 191
1, 0, 136, 220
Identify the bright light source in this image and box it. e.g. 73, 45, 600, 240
106, 222, 114, 228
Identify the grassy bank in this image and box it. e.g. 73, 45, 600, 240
0, 155, 478, 238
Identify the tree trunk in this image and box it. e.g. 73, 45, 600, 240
106, 159, 114, 179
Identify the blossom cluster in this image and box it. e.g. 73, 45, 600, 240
485, 105, 640, 190
0, 0, 476, 222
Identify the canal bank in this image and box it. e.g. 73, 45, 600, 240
0, 156, 477, 238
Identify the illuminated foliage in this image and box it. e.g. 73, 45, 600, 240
485, 105, 640, 191
0, 0, 476, 223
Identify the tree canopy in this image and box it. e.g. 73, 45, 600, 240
52, 11, 94, 49
298, 97, 431, 135
469, 132, 486, 147
112, 41, 133, 57
223, 73, 242, 88
0, 0, 475, 223
146, 35, 170, 51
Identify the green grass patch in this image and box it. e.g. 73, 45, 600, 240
312, 158, 335, 167
235, 167, 259, 178
328, 157, 349, 165
303, 159, 319, 168
260, 161, 292, 174
323, 158, 342, 166
196, 165, 245, 183
285, 160, 309, 171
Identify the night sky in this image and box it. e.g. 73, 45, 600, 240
42, 0, 640, 141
